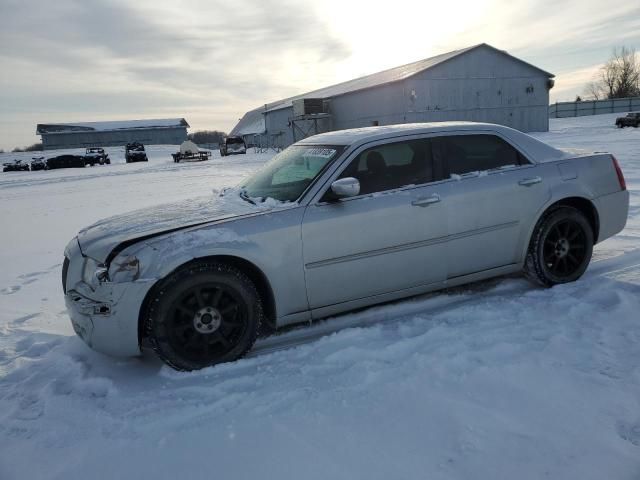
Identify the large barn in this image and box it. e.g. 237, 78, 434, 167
36, 118, 189, 150
231, 44, 554, 149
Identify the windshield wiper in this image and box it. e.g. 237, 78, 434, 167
239, 188, 256, 205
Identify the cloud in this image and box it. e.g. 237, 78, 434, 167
1, 0, 639, 149
0, 0, 350, 148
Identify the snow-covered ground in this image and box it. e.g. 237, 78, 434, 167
1, 114, 639, 479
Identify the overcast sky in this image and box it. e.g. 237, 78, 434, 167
1, 0, 639, 150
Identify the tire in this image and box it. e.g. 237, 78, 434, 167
144, 262, 263, 371
524, 206, 594, 287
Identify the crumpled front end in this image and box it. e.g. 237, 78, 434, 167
63, 237, 154, 357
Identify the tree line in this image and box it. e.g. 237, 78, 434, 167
5, 131, 228, 154
187, 130, 228, 145
11, 143, 44, 153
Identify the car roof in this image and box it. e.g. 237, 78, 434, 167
295, 121, 564, 162
298, 122, 514, 145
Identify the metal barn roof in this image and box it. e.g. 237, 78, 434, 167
230, 43, 554, 136
37, 118, 190, 135
232, 111, 267, 136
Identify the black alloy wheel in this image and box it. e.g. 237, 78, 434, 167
541, 218, 589, 278
525, 206, 594, 287
144, 262, 263, 371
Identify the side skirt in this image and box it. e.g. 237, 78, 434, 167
276, 263, 522, 328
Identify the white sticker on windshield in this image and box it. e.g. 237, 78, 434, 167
302, 148, 336, 158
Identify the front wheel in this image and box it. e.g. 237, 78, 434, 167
144, 262, 263, 371
524, 206, 594, 287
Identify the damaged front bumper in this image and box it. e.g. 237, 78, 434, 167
64, 238, 154, 357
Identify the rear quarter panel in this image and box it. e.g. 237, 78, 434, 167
519, 153, 628, 260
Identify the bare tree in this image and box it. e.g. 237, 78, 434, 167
586, 47, 640, 99
583, 81, 602, 100
600, 58, 618, 98
614, 47, 640, 98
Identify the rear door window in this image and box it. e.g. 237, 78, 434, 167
433, 134, 529, 178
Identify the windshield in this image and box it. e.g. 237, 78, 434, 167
241, 145, 344, 202
227, 137, 244, 145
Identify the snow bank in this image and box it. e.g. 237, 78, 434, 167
0, 114, 639, 479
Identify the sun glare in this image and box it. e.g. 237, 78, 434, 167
312, 0, 491, 81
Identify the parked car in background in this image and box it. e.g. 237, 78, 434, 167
84, 147, 110, 165
63, 122, 629, 371
30, 156, 47, 171
219, 136, 246, 156
125, 142, 148, 163
615, 112, 640, 128
46, 154, 86, 169
3, 160, 30, 172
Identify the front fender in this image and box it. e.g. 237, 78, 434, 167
116, 207, 309, 323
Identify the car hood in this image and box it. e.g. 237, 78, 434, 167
77, 192, 268, 263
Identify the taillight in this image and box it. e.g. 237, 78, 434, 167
612, 155, 626, 191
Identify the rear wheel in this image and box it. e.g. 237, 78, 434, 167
524, 206, 594, 287
144, 262, 263, 371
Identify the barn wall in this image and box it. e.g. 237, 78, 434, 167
264, 108, 295, 148
330, 83, 407, 131
41, 127, 188, 149
402, 47, 550, 132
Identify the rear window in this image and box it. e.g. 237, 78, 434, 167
433, 134, 528, 177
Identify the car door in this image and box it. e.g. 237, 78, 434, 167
301, 137, 448, 310
432, 133, 551, 278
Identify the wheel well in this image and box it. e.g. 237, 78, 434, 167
138, 255, 277, 347
547, 197, 600, 242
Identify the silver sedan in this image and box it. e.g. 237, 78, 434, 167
63, 122, 629, 370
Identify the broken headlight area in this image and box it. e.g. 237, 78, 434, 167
82, 257, 109, 289
108, 256, 140, 283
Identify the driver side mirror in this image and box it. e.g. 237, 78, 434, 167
330, 177, 360, 198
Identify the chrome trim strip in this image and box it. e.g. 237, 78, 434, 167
305, 221, 519, 269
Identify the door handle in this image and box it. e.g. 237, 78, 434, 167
411, 194, 441, 207
518, 176, 542, 186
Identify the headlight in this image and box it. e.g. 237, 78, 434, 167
82, 257, 109, 287
108, 256, 140, 283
